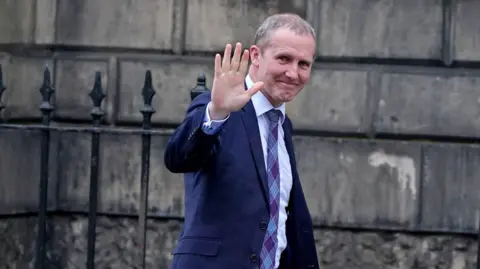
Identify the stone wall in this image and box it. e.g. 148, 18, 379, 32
1, 0, 480, 268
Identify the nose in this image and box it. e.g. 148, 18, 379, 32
284, 65, 299, 80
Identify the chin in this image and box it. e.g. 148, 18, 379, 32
281, 96, 295, 103
274, 93, 295, 104
269, 86, 300, 104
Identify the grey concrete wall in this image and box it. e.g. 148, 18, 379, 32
1, 0, 480, 268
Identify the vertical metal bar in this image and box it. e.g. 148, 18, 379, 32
35, 66, 55, 269
0, 64, 6, 115
477, 210, 480, 269
86, 72, 105, 269
137, 70, 156, 268
190, 73, 209, 101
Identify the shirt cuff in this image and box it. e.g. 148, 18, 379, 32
201, 102, 229, 135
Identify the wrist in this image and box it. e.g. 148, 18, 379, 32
208, 103, 230, 120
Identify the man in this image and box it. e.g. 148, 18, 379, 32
164, 13, 319, 269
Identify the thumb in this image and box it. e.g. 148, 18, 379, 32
246, 81, 264, 97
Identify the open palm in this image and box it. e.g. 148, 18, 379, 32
210, 43, 264, 117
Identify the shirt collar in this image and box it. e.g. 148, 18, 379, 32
245, 74, 286, 123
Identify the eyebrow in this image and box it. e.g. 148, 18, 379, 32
300, 59, 312, 65
275, 51, 313, 65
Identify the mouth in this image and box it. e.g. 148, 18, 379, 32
277, 81, 296, 87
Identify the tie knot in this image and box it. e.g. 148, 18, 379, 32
265, 109, 282, 123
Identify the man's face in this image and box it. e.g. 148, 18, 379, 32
250, 28, 316, 107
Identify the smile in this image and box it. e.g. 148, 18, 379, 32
278, 81, 295, 87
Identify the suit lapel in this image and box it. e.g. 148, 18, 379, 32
283, 118, 300, 210
240, 100, 270, 207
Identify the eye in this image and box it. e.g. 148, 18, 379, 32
277, 55, 290, 62
299, 61, 311, 68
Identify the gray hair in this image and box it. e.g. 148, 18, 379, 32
253, 13, 316, 48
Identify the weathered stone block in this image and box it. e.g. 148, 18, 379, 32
57, 131, 184, 217
286, 68, 370, 133
453, 1, 480, 61
421, 143, 480, 233
34, 0, 57, 44
0, 0, 35, 44
0, 0, 56, 45
375, 72, 480, 138
315, 229, 478, 269
294, 136, 421, 228
0, 216, 182, 269
53, 58, 112, 122
55, 0, 175, 49
0, 128, 58, 214
318, 0, 443, 59
0, 217, 36, 268
0, 56, 53, 120
1, 217, 477, 269
185, 0, 307, 51
53, 216, 181, 268
117, 57, 214, 124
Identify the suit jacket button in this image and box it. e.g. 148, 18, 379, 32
259, 221, 267, 230
250, 254, 257, 263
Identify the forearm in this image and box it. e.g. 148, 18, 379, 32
164, 93, 228, 173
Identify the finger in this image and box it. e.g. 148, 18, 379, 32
230, 42, 242, 71
222, 44, 232, 72
238, 49, 250, 74
246, 81, 264, 97
214, 54, 222, 76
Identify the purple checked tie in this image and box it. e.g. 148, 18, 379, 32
260, 109, 282, 269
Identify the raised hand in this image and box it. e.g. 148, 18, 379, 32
209, 42, 264, 120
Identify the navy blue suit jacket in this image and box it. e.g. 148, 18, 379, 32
164, 92, 319, 269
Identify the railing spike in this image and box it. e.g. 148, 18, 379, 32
140, 69, 156, 129
39, 66, 55, 117
89, 71, 105, 123
190, 73, 209, 101
141, 70, 156, 107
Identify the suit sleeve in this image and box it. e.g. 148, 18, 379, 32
163, 92, 229, 173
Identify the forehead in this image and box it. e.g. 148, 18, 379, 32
264, 28, 316, 60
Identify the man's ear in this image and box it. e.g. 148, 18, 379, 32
249, 45, 261, 67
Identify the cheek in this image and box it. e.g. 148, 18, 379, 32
298, 71, 311, 84
267, 66, 287, 80
261, 63, 277, 77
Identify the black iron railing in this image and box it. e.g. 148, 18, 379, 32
0, 63, 209, 269
1, 62, 480, 269
36, 66, 54, 269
